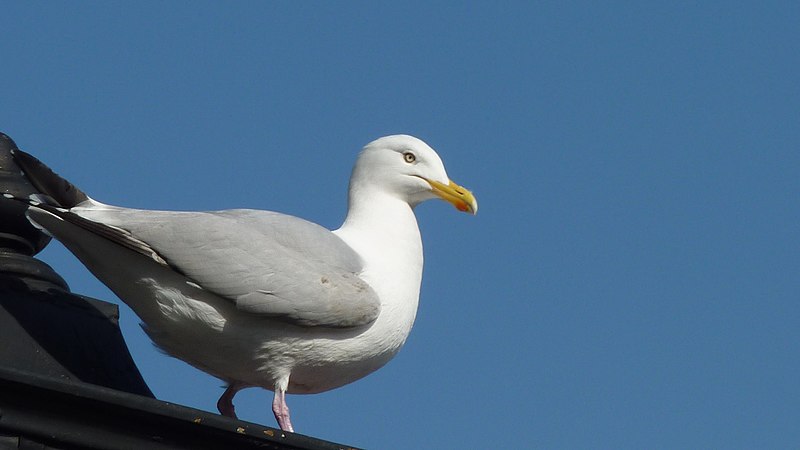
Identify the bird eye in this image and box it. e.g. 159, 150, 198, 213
403, 152, 416, 163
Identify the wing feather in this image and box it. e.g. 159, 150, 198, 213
75, 207, 380, 327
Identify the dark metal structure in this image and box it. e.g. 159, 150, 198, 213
0, 133, 358, 450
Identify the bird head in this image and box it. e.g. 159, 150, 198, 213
351, 135, 477, 214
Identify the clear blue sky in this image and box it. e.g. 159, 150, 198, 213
3, 2, 799, 448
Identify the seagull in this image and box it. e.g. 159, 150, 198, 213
8, 134, 477, 432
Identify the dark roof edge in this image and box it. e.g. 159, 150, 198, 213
0, 366, 360, 450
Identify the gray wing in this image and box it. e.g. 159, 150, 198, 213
78, 207, 380, 328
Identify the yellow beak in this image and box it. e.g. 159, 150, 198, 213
426, 179, 478, 215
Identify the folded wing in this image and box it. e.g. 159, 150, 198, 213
65, 207, 381, 328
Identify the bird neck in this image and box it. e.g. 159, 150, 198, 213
335, 187, 424, 327
336, 187, 423, 267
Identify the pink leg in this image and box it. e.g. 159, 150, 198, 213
217, 384, 240, 419
272, 388, 294, 432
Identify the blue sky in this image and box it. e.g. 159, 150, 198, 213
2, 2, 799, 448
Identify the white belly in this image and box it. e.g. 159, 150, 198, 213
129, 276, 410, 394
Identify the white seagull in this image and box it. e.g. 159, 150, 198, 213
8, 135, 477, 432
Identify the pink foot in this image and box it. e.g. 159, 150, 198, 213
272, 389, 294, 432
217, 384, 240, 419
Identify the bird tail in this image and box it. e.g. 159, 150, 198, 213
11, 149, 89, 209
4, 148, 167, 265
